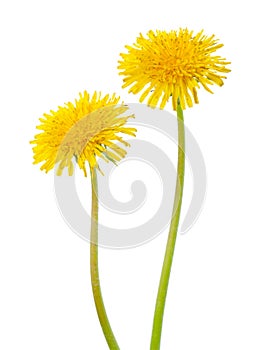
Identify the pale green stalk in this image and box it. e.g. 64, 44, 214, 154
90, 168, 120, 350
150, 101, 185, 350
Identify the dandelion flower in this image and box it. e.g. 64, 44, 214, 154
118, 28, 231, 110
31, 90, 136, 349
31, 91, 136, 176
118, 28, 231, 349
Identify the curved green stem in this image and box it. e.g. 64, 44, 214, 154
150, 102, 185, 350
90, 168, 120, 350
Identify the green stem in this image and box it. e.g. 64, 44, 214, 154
90, 168, 120, 350
150, 102, 185, 350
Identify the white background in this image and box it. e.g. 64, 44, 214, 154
1, 0, 262, 349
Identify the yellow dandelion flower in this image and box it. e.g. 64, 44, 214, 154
118, 28, 231, 110
30, 91, 136, 176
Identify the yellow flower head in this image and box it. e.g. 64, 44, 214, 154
31, 91, 136, 176
118, 28, 231, 110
